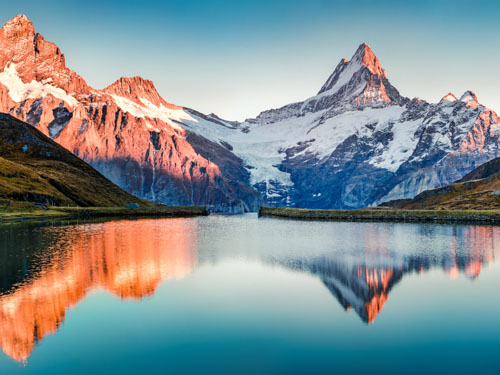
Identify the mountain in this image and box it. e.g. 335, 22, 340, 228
0, 113, 147, 208
225, 46, 500, 209
0, 15, 499, 211
384, 157, 500, 209
0, 15, 260, 213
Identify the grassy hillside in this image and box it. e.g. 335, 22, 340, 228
382, 157, 500, 210
0, 113, 152, 211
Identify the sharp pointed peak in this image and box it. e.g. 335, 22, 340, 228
458, 91, 481, 109
460, 90, 478, 103
8, 14, 32, 23
354, 42, 373, 55
440, 93, 458, 103
351, 43, 376, 61
14, 14, 29, 20
317, 42, 389, 97
2, 14, 34, 30
351, 42, 385, 77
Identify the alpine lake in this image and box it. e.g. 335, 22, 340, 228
0, 214, 499, 374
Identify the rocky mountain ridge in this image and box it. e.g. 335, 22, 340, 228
1, 14, 499, 211
0, 15, 259, 212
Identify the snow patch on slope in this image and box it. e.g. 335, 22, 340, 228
369, 118, 421, 172
183, 106, 408, 187
306, 106, 406, 160
317, 58, 362, 98
230, 111, 333, 186
111, 94, 193, 131
0, 63, 78, 107
182, 112, 311, 187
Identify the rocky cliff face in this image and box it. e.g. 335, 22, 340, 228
0, 15, 260, 212
0, 14, 498, 210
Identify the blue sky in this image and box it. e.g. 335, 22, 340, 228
1, 0, 499, 120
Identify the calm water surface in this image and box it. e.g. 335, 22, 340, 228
0, 214, 499, 374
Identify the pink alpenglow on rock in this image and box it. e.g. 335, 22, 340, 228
0, 15, 260, 213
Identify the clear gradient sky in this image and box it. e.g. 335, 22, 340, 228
1, 0, 499, 120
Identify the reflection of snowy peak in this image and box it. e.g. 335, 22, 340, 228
270, 236, 497, 324
1, 14, 499, 210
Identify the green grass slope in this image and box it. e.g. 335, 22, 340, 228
0, 113, 151, 211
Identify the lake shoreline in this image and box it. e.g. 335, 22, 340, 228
0, 205, 208, 224
258, 206, 500, 224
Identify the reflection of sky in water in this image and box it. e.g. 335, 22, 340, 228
0, 214, 499, 374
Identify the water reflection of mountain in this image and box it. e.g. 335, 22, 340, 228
270, 226, 499, 324
0, 219, 197, 363
0, 220, 499, 362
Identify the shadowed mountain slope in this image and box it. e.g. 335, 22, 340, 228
383, 157, 500, 209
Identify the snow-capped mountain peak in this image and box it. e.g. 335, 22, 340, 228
460, 90, 477, 102
1, 14, 499, 213
316, 42, 405, 106
318, 43, 385, 94
351, 42, 386, 77
0, 14, 89, 96
104, 76, 180, 109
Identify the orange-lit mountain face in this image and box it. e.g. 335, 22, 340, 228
103, 77, 181, 110
0, 15, 89, 96
1, 14, 499, 211
0, 219, 198, 363
0, 15, 259, 212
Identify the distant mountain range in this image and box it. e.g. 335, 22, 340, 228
1, 14, 498, 212
0, 113, 146, 209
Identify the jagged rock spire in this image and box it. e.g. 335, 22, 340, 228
0, 14, 89, 95
317, 43, 406, 105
